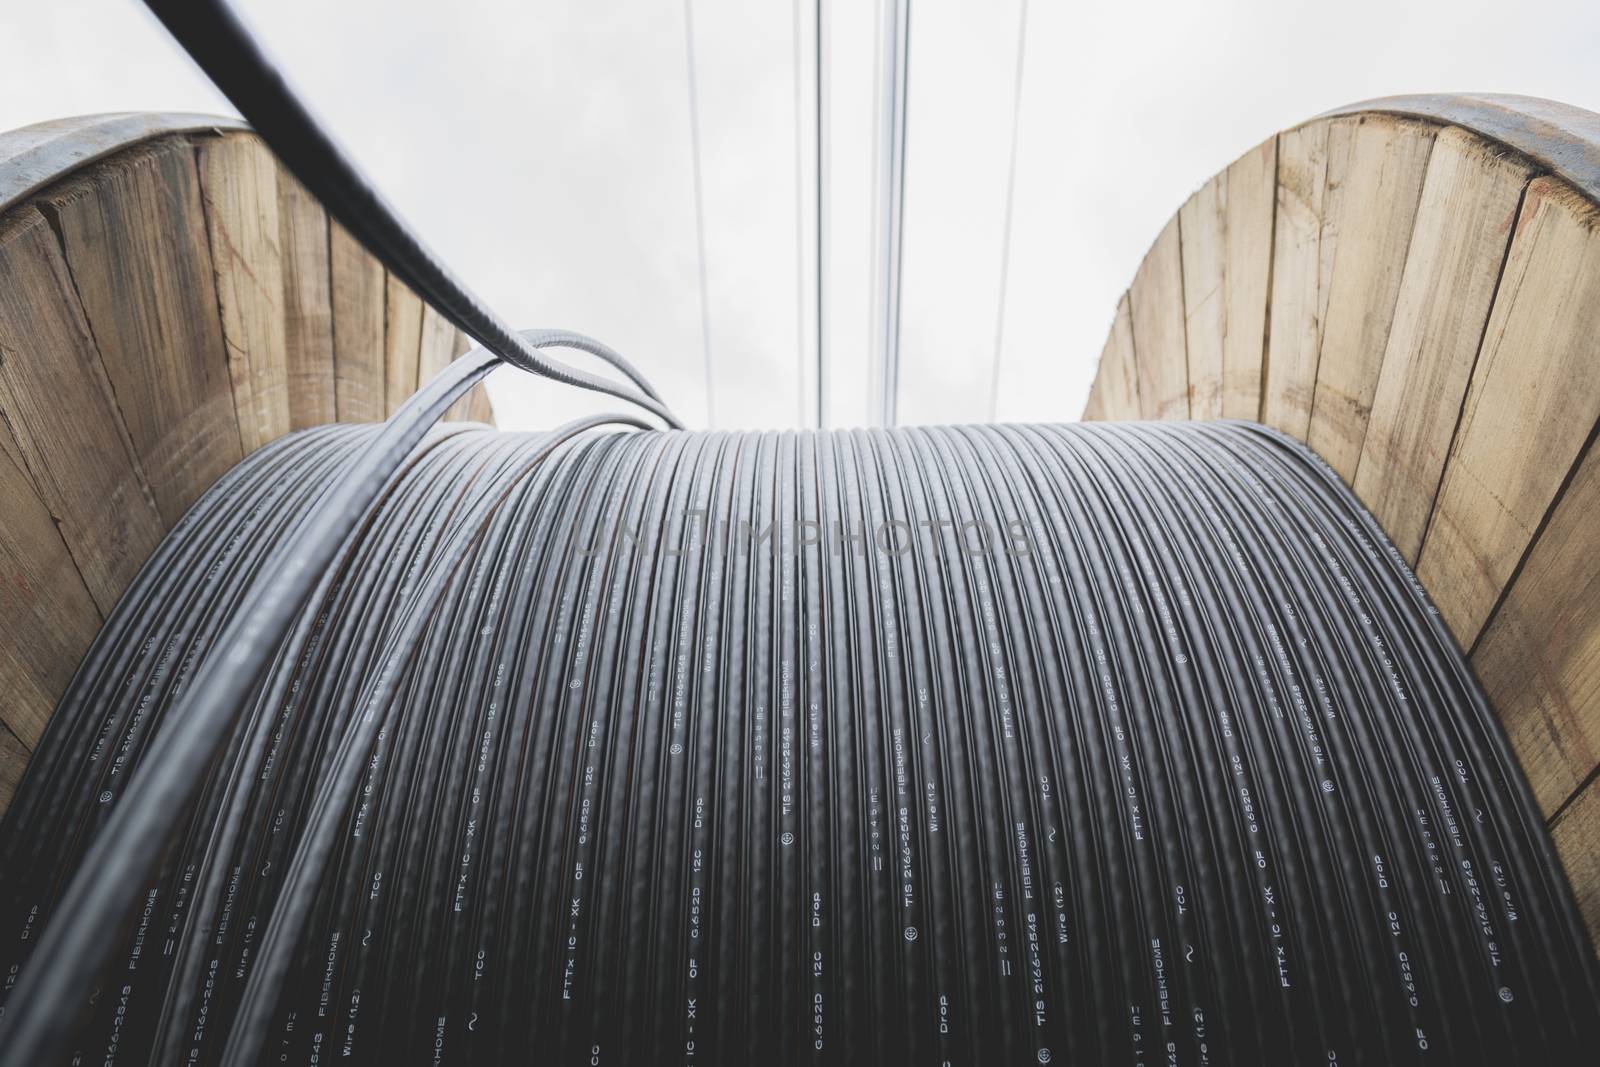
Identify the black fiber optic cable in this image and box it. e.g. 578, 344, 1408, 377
33, 4, 1589, 1064
139, 0, 683, 430
3, 419, 1594, 1065
0, 331, 644, 1066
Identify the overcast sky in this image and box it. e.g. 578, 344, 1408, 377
3, 1, 1598, 431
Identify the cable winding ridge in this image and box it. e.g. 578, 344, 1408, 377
0, 420, 1592, 1065
141, 0, 683, 429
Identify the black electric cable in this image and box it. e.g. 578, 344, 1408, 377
0, 330, 646, 1066
25, 6, 1589, 1065
4, 419, 1594, 1065
140, 0, 683, 430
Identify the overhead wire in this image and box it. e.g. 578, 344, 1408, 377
682, 0, 717, 430
793, 0, 809, 429
815, 0, 829, 430
873, 0, 911, 428
987, 0, 1030, 424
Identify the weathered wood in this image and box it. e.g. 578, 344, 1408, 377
199, 134, 290, 453
0, 208, 165, 613
0, 398, 24, 469
1352, 129, 1533, 562
460, 327, 495, 422
1304, 117, 1436, 480
1085, 96, 1600, 953
1261, 119, 1356, 439
1180, 182, 1225, 419
0, 436, 102, 751
1084, 292, 1139, 420
0, 117, 509, 809
330, 220, 387, 422
38, 139, 243, 524
1416, 178, 1600, 644
277, 170, 336, 429
1472, 434, 1600, 815
0, 113, 247, 216
1220, 140, 1277, 421
384, 272, 424, 415
445, 327, 481, 422
465, 381, 495, 425
0, 722, 27, 820
417, 303, 456, 386
1180, 137, 1276, 421
1080, 384, 1105, 422
0, 99, 1591, 912
1129, 216, 1187, 420
1320, 93, 1600, 207
1550, 777, 1600, 948
1107, 294, 1139, 419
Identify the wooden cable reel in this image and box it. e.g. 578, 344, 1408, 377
0, 113, 491, 813
0, 95, 1596, 1063
1081, 94, 1600, 947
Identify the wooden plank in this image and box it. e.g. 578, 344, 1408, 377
419, 309, 496, 423
39, 139, 243, 524
1416, 178, 1600, 644
0, 113, 248, 215
388, 306, 486, 421
1179, 180, 1224, 418
417, 302, 456, 386
329, 219, 387, 422
1471, 435, 1600, 815
0, 208, 165, 613
1549, 777, 1600, 950
1180, 137, 1277, 421
1263, 118, 1357, 440
435, 334, 496, 423
0, 722, 28, 821
1079, 387, 1105, 422
1107, 292, 1140, 420
445, 327, 481, 422
1319, 93, 1600, 206
1304, 116, 1436, 481
456, 329, 496, 424
1218, 139, 1276, 420
198, 134, 290, 453
0, 437, 101, 750
277, 168, 336, 429
1129, 215, 1187, 420
1352, 128, 1533, 562
384, 272, 424, 415
0, 400, 25, 468
465, 378, 495, 425
1085, 292, 1139, 420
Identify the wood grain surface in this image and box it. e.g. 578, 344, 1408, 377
0, 122, 494, 819
1083, 97, 1600, 945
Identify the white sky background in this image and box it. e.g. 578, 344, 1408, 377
2, 1, 1597, 431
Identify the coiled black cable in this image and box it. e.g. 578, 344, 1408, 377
0, 419, 1593, 1064
140, 0, 683, 430
16, 4, 1588, 1064
0, 334, 636, 1066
